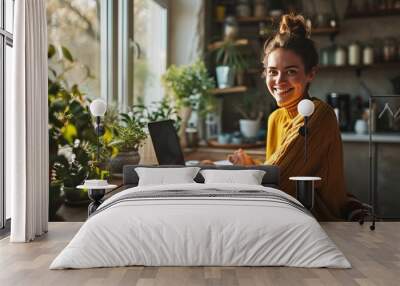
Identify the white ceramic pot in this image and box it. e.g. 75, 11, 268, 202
239, 119, 260, 139
216, 66, 235, 88
354, 119, 368, 134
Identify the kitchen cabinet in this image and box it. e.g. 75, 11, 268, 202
342, 134, 400, 219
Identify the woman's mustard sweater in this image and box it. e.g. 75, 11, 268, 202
265, 99, 348, 220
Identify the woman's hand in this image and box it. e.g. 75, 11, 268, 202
227, 149, 257, 166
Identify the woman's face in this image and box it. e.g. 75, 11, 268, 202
264, 48, 316, 107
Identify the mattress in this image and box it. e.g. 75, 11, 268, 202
50, 183, 351, 269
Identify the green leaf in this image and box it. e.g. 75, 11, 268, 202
62, 124, 78, 144
48, 44, 56, 59
61, 46, 74, 62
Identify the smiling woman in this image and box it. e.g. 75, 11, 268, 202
229, 14, 366, 221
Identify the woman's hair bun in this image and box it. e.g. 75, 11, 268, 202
279, 14, 310, 39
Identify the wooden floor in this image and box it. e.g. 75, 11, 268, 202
0, 222, 399, 286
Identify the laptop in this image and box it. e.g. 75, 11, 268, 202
148, 120, 186, 165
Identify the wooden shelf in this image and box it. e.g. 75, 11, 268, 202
312, 27, 340, 36
211, 86, 248, 95
216, 16, 273, 24
207, 39, 249, 52
345, 10, 400, 19
319, 61, 400, 71
258, 27, 339, 43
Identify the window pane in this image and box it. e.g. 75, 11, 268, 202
5, 44, 12, 219
5, 0, 14, 33
132, 0, 167, 106
47, 0, 101, 99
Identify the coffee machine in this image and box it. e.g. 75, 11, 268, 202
326, 93, 351, 131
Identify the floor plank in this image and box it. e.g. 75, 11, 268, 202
0, 222, 399, 286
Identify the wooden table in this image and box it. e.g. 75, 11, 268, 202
184, 146, 266, 162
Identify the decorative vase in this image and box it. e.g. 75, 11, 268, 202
239, 119, 261, 139
216, 66, 235, 88
109, 150, 141, 175
179, 106, 192, 148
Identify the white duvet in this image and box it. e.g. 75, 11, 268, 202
50, 183, 351, 269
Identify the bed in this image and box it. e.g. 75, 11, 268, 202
50, 165, 351, 269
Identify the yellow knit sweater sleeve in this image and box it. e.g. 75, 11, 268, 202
265, 109, 285, 163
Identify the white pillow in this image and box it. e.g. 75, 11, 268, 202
200, 169, 266, 185
135, 167, 201, 186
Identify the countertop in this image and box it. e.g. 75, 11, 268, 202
341, 132, 400, 143
184, 133, 400, 156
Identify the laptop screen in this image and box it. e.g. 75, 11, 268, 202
148, 120, 185, 165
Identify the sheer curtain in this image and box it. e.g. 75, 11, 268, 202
8, 0, 49, 242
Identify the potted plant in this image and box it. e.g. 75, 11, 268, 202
162, 59, 215, 146
53, 145, 92, 206
214, 40, 247, 88
108, 111, 147, 174
133, 96, 182, 131
48, 44, 102, 212
236, 94, 266, 139
128, 97, 182, 164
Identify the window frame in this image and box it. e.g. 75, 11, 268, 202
0, 0, 13, 230
100, 0, 170, 108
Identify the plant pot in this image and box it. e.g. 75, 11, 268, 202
239, 119, 261, 139
109, 150, 140, 175
216, 66, 235, 88
63, 186, 90, 206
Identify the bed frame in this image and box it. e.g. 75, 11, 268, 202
120, 165, 280, 191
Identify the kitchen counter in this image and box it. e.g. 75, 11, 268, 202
341, 132, 400, 143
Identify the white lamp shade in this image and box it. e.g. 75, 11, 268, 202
297, 99, 315, 117
89, 99, 107, 117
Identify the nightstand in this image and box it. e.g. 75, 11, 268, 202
289, 177, 321, 210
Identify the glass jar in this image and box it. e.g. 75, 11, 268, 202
320, 48, 329, 66
383, 37, 397, 62
236, 0, 251, 18
223, 16, 238, 41
348, 42, 361, 66
215, 2, 226, 22
335, 46, 347, 66
254, 0, 266, 18
363, 44, 374, 65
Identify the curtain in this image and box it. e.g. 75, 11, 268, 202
8, 0, 49, 242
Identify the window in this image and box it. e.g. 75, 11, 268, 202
47, 0, 101, 99
105, 0, 169, 108
1, 0, 14, 229
131, 0, 168, 107
47, 0, 168, 108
